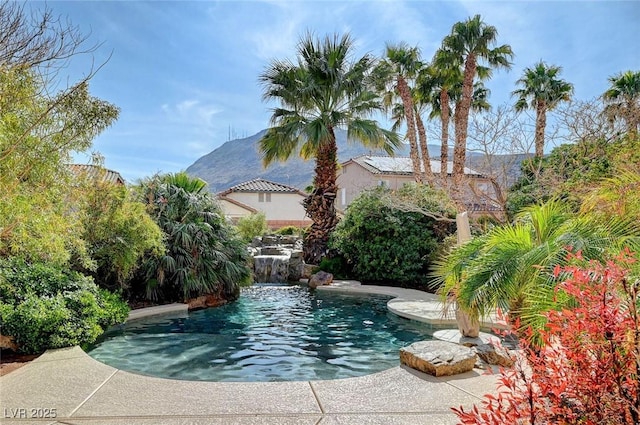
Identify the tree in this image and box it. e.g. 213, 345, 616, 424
603, 70, 640, 137
75, 169, 164, 291
513, 61, 573, 158
259, 33, 400, 264
373, 43, 434, 184
425, 48, 463, 180
135, 172, 250, 303
440, 15, 513, 206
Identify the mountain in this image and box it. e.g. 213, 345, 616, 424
186, 129, 524, 192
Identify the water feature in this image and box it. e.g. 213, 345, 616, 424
87, 284, 435, 382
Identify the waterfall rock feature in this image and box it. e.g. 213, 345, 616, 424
249, 235, 305, 283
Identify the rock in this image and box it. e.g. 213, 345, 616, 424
400, 340, 476, 377
308, 271, 333, 289
260, 246, 286, 256
254, 255, 290, 283
261, 235, 278, 245
294, 239, 303, 250
250, 236, 263, 247
473, 343, 514, 368
0, 334, 18, 352
302, 264, 316, 279
186, 293, 227, 311
288, 250, 304, 281
280, 235, 299, 245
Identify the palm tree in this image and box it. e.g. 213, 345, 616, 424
441, 15, 513, 205
431, 200, 640, 339
603, 70, 640, 137
372, 43, 433, 184
259, 33, 400, 264
513, 61, 573, 158
137, 172, 250, 302
425, 49, 462, 180
418, 58, 491, 183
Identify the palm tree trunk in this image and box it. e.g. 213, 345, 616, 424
302, 127, 339, 264
415, 109, 435, 185
535, 101, 547, 158
440, 89, 450, 181
452, 54, 477, 211
397, 76, 423, 183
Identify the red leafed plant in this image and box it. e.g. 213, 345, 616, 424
453, 249, 640, 425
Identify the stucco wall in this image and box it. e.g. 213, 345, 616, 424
226, 192, 309, 223
337, 161, 500, 218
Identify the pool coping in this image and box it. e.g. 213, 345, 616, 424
0, 281, 500, 425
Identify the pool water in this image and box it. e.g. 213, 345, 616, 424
87, 284, 434, 382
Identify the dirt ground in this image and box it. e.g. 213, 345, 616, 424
0, 352, 39, 376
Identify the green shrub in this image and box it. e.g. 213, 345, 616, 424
274, 225, 301, 236
318, 255, 351, 279
0, 258, 129, 354
330, 185, 455, 289
235, 212, 268, 243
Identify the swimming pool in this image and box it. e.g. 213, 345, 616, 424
87, 284, 435, 382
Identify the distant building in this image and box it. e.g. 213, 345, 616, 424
217, 178, 312, 228
337, 155, 503, 219
69, 164, 125, 185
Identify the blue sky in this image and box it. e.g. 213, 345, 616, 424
41, 1, 640, 182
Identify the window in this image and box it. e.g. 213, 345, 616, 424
377, 180, 389, 188
341, 188, 346, 206
258, 192, 271, 202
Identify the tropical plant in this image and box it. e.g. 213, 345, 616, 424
258, 33, 401, 264
513, 61, 573, 158
135, 172, 250, 303
440, 15, 513, 204
331, 185, 455, 288
373, 42, 433, 184
603, 70, 640, 137
454, 252, 640, 424
431, 200, 640, 335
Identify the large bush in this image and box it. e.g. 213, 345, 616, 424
0, 258, 129, 354
330, 185, 455, 288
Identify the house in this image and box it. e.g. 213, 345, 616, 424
217, 178, 312, 228
336, 155, 503, 219
69, 164, 125, 185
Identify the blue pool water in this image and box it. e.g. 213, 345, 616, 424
87, 284, 434, 381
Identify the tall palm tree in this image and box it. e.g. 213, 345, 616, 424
259, 33, 400, 264
425, 49, 462, 180
441, 15, 513, 205
513, 61, 573, 158
373, 43, 433, 183
418, 58, 491, 182
603, 70, 640, 137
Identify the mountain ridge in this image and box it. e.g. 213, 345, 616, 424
185, 129, 524, 193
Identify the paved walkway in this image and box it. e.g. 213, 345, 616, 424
0, 282, 500, 425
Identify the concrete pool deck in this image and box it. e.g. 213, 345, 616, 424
0, 282, 501, 425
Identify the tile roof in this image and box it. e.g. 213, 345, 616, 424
219, 178, 305, 195
69, 164, 125, 185
346, 155, 483, 177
